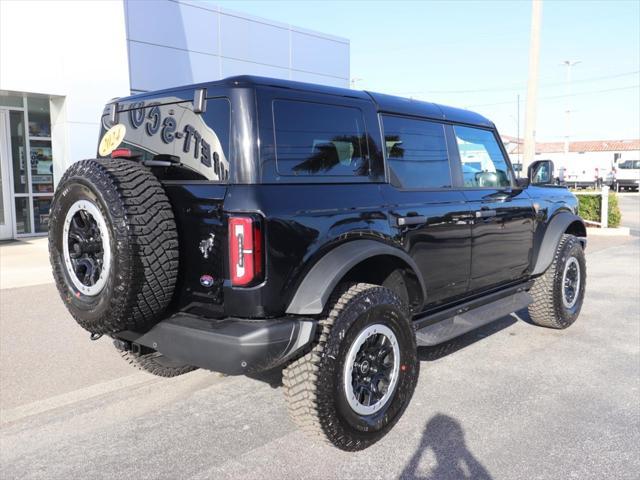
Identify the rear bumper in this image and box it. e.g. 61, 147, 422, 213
114, 315, 316, 375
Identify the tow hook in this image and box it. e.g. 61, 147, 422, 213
90, 333, 103, 341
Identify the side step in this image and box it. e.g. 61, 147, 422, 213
415, 291, 532, 346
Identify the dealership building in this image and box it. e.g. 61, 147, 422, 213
0, 0, 350, 240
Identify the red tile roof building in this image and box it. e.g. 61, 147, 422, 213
503, 137, 639, 155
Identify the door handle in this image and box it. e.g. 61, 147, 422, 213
397, 215, 428, 226
475, 209, 497, 218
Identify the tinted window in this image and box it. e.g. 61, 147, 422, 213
382, 115, 451, 189
274, 100, 369, 177
454, 126, 511, 188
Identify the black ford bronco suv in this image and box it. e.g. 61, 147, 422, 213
49, 76, 587, 451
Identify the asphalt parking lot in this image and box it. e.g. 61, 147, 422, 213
1, 197, 639, 479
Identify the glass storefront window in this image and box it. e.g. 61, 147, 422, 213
0, 93, 24, 108
9, 111, 28, 194
33, 196, 52, 233
14, 197, 32, 234
30, 140, 54, 193
27, 97, 51, 138
1, 94, 53, 238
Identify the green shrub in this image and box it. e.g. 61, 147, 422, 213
575, 191, 621, 228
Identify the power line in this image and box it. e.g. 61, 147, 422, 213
466, 84, 639, 108
396, 70, 640, 95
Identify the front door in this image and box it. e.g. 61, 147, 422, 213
0, 110, 14, 240
380, 115, 472, 310
452, 125, 535, 292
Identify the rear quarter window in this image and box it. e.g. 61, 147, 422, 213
273, 100, 371, 177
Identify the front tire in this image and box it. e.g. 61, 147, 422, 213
528, 234, 586, 329
282, 283, 419, 451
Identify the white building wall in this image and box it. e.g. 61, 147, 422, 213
124, 0, 350, 93
0, 0, 131, 182
1, 0, 349, 183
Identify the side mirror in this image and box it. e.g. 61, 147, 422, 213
528, 160, 554, 185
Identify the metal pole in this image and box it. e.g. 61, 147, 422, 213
517, 93, 521, 167
523, 0, 543, 171
601, 185, 609, 228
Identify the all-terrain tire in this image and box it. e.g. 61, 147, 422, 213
282, 283, 419, 451
528, 234, 586, 329
118, 349, 196, 378
49, 159, 179, 334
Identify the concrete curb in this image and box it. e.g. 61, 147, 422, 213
586, 226, 631, 236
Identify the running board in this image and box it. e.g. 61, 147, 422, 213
414, 291, 533, 346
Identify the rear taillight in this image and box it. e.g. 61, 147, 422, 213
111, 148, 133, 158
229, 216, 263, 287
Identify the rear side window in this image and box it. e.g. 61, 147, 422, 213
274, 100, 370, 177
454, 126, 511, 188
382, 115, 452, 189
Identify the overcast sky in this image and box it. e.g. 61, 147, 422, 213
216, 0, 640, 142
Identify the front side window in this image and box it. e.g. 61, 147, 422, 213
454, 126, 511, 188
382, 115, 451, 189
274, 100, 370, 177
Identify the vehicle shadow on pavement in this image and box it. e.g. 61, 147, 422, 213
418, 312, 521, 362
399, 414, 493, 480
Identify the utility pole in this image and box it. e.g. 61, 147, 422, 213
562, 60, 581, 164
522, 0, 543, 171
517, 93, 521, 167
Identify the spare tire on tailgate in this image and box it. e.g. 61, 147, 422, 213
49, 158, 179, 334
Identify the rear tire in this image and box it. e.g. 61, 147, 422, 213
528, 234, 586, 329
282, 283, 418, 451
49, 159, 179, 334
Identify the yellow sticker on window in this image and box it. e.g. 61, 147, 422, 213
98, 124, 126, 157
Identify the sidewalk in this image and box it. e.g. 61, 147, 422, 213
0, 237, 53, 290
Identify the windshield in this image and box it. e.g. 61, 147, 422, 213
619, 160, 640, 169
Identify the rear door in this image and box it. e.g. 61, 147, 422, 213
380, 115, 472, 308
451, 125, 535, 292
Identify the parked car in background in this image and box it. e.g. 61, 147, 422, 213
611, 160, 640, 191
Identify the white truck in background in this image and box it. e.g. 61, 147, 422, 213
557, 156, 608, 189
610, 160, 640, 192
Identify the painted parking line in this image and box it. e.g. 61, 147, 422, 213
0, 372, 152, 425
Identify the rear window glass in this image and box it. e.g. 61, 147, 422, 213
274, 100, 370, 177
100, 97, 230, 182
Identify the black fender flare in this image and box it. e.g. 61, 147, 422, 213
531, 212, 586, 276
285, 239, 427, 315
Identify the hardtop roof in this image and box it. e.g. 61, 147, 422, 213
115, 75, 494, 128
